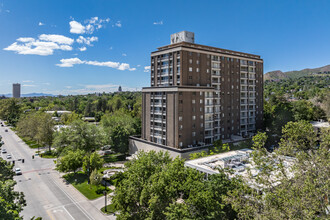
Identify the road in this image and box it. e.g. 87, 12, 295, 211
0, 122, 115, 220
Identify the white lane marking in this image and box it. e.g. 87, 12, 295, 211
48, 175, 94, 220
63, 206, 75, 220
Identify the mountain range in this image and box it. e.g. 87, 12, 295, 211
264, 64, 330, 81
0, 93, 55, 98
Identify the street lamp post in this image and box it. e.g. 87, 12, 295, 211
103, 177, 107, 212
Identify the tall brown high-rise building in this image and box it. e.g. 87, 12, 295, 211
131, 31, 263, 155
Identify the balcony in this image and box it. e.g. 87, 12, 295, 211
211, 63, 221, 69
240, 114, 248, 118
241, 80, 248, 85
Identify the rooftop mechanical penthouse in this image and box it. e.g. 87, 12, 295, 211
133, 31, 263, 155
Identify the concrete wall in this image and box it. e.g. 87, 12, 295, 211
129, 137, 208, 159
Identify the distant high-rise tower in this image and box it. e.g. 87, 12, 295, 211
12, 83, 21, 98
118, 86, 122, 92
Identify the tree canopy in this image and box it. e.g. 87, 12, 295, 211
112, 151, 239, 220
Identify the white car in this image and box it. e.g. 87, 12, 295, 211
15, 168, 22, 175
2, 149, 7, 153
7, 154, 12, 159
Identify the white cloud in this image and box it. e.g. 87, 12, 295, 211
153, 21, 163, 25
137, 64, 141, 67
23, 84, 36, 87
109, 46, 113, 50
4, 34, 74, 56
39, 34, 74, 45
56, 58, 136, 71
17, 37, 35, 43
114, 21, 122, 27
144, 66, 151, 72
70, 17, 110, 34
122, 53, 127, 56
23, 80, 34, 83
56, 58, 84, 67
79, 47, 87, 51
39, 22, 45, 26
69, 21, 85, 34
76, 36, 98, 45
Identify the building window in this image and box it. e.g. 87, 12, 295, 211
179, 142, 183, 147
200, 99, 203, 104
196, 60, 200, 64
179, 125, 183, 130
189, 67, 193, 72
179, 116, 183, 121
196, 68, 199, 72
201, 123, 203, 127
189, 76, 193, 80
189, 59, 192, 64
192, 116, 196, 120
192, 99, 195, 104
200, 115, 203, 119
179, 100, 183, 104
192, 132, 196, 137
206, 69, 209, 73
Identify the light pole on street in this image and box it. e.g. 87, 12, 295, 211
103, 177, 107, 212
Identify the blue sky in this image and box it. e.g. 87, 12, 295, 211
0, 0, 329, 95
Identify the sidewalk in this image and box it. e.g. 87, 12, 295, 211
50, 171, 116, 220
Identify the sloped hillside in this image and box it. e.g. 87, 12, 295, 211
264, 64, 330, 81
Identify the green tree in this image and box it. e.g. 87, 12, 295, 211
82, 152, 104, 178
110, 125, 131, 153
226, 125, 330, 219
53, 120, 105, 153
89, 169, 102, 188
0, 98, 21, 125
112, 151, 238, 219
0, 158, 26, 220
35, 113, 54, 152
278, 120, 317, 156
56, 150, 84, 173
60, 112, 80, 125
101, 111, 137, 153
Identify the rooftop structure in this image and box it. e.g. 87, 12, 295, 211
185, 149, 295, 189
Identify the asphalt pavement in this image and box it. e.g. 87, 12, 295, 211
0, 121, 115, 220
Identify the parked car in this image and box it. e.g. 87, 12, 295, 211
5, 129, 8, 132
15, 168, 22, 175
7, 154, 12, 159
2, 149, 7, 153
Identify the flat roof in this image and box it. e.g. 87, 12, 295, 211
153, 41, 262, 60
185, 149, 295, 189
142, 86, 215, 93
185, 149, 253, 175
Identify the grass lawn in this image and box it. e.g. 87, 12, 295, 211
102, 153, 126, 163
101, 203, 116, 214
63, 172, 112, 200
20, 136, 43, 149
